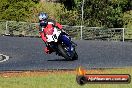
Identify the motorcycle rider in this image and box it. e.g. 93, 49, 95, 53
38, 12, 65, 54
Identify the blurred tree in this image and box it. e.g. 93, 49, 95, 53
32, 0, 40, 3
60, 9, 79, 25
0, 0, 35, 21
0, 0, 9, 20
0, 0, 131, 27
123, 10, 132, 28
59, 0, 75, 10
30, 2, 65, 23
81, 0, 130, 27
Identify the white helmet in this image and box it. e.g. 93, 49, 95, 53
38, 12, 48, 20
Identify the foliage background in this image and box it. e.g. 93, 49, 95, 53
0, 0, 131, 27
0, 0, 131, 38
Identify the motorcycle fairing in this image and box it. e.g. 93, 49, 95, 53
59, 35, 74, 55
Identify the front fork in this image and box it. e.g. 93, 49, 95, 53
59, 34, 74, 53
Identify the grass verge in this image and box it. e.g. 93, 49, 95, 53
0, 67, 132, 88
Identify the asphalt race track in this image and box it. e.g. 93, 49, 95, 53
0, 36, 132, 71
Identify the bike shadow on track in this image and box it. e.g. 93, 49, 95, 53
47, 58, 75, 61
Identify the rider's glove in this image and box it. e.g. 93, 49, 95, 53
61, 28, 69, 36
61, 28, 65, 32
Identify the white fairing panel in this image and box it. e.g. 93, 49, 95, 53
46, 28, 61, 42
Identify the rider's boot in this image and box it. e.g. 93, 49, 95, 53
44, 47, 53, 54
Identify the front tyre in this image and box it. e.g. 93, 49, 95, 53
72, 50, 78, 60
58, 44, 72, 60
58, 44, 78, 61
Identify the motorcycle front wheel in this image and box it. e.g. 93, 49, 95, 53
58, 44, 78, 61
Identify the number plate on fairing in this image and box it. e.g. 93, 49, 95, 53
46, 28, 61, 42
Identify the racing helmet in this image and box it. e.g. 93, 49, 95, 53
38, 12, 48, 20
38, 12, 48, 26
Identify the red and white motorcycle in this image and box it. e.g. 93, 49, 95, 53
43, 22, 78, 60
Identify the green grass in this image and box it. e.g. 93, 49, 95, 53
0, 67, 132, 88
